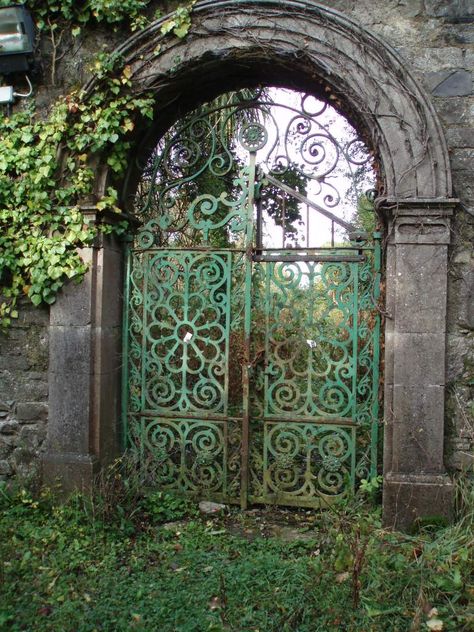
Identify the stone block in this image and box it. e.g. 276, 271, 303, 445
391, 384, 445, 473
446, 334, 471, 381
441, 23, 474, 44
96, 246, 125, 328
411, 47, 464, 72
393, 333, 446, 386
91, 369, 121, 460
429, 70, 473, 97
19, 425, 46, 451
383, 473, 454, 531
424, 0, 474, 21
49, 325, 92, 375
11, 447, 36, 468
94, 326, 122, 376
50, 274, 93, 327
451, 149, 474, 171
448, 266, 474, 330
47, 371, 91, 454
394, 244, 448, 333
435, 97, 474, 125
0, 356, 31, 371
0, 421, 19, 435
15, 402, 48, 422
15, 303, 49, 326
446, 127, 474, 148
0, 443, 13, 459
42, 452, 99, 493
18, 378, 49, 401
0, 460, 12, 476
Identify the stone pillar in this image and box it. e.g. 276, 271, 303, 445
382, 198, 458, 530
42, 210, 126, 492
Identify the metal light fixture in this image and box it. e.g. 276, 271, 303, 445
0, 4, 34, 74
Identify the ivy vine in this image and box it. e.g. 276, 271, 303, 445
0, 1, 195, 329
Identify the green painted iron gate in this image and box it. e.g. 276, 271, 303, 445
122, 90, 381, 508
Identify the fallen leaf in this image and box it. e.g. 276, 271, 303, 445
209, 596, 222, 610
336, 572, 350, 583
426, 619, 444, 631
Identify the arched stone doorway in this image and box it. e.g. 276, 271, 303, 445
43, 0, 457, 530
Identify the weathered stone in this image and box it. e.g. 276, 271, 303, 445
49, 273, 93, 327
48, 325, 92, 375
14, 301, 49, 326
410, 47, 464, 72
450, 149, 474, 172
0, 460, 12, 476
15, 402, 48, 422
446, 127, 474, 148
446, 334, 471, 382
42, 452, 98, 493
19, 425, 46, 451
47, 371, 91, 454
0, 421, 19, 435
428, 70, 473, 97
11, 447, 36, 468
383, 474, 454, 531
425, 0, 474, 21
452, 249, 471, 264
391, 384, 445, 473
442, 23, 474, 44
0, 356, 31, 371
0, 443, 13, 460
436, 96, 474, 125
393, 333, 446, 386
199, 501, 227, 514
394, 244, 448, 333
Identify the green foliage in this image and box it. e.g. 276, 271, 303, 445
0, 1, 199, 329
141, 490, 197, 522
0, 62, 154, 328
359, 474, 383, 497
0, 0, 153, 32
0, 481, 472, 631
160, 1, 195, 38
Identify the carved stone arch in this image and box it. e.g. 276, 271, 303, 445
44, 0, 457, 530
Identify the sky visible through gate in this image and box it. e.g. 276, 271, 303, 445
249, 87, 376, 249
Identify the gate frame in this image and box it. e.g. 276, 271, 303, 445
43, 0, 458, 530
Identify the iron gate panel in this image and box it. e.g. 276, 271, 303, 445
122, 89, 381, 507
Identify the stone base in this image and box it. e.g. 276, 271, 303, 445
42, 452, 99, 494
383, 473, 454, 531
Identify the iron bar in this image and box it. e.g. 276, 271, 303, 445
253, 254, 365, 262
265, 173, 356, 232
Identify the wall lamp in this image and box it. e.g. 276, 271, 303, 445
0, 4, 34, 73
0, 4, 35, 105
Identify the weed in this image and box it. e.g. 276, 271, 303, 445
0, 476, 472, 631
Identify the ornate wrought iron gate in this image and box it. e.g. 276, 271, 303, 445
122, 91, 381, 507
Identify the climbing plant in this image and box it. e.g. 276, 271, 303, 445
0, 1, 195, 329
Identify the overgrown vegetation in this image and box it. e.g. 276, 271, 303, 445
0, 469, 472, 631
0, 1, 196, 329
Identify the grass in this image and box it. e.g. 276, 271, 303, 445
0, 472, 472, 632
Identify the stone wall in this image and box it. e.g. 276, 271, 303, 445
0, 302, 49, 484
0, 0, 472, 485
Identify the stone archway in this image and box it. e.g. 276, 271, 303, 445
43, 0, 457, 530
